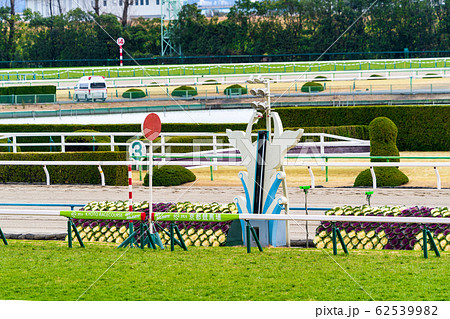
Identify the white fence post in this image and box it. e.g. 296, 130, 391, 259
434, 167, 441, 190
110, 135, 115, 152
308, 166, 315, 189
61, 134, 65, 152
370, 166, 377, 189
98, 165, 105, 186
213, 135, 218, 170
43, 165, 50, 185
12, 135, 17, 153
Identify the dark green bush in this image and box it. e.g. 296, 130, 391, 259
368, 74, 385, 80
122, 88, 146, 99
369, 117, 400, 162
355, 117, 408, 186
0, 85, 56, 95
313, 76, 329, 82
65, 129, 117, 152
0, 152, 127, 185
171, 86, 198, 97
354, 167, 409, 187
301, 82, 324, 93
423, 73, 442, 79
204, 79, 220, 85
143, 165, 196, 186
224, 84, 247, 95
0, 138, 21, 152
272, 105, 450, 151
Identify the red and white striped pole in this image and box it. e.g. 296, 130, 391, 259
117, 37, 125, 67
128, 164, 133, 212
119, 45, 123, 67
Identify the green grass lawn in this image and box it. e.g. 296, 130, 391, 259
0, 240, 448, 301
1, 58, 449, 81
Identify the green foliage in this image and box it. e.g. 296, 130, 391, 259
0, 152, 127, 185
0, 85, 56, 95
122, 89, 146, 99
171, 86, 198, 97
301, 82, 324, 93
273, 105, 450, 151
224, 84, 248, 95
143, 165, 196, 186
354, 167, 409, 187
285, 125, 369, 142
368, 74, 385, 80
0, 138, 21, 152
423, 73, 442, 79
313, 76, 329, 82
65, 130, 117, 152
369, 117, 400, 162
355, 117, 408, 186
203, 79, 220, 85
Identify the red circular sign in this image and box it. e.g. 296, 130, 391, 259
142, 113, 161, 141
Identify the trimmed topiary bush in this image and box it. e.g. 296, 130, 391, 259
301, 82, 324, 93
368, 74, 385, 80
171, 86, 198, 97
354, 167, 409, 187
369, 117, 400, 162
65, 129, 117, 152
224, 84, 247, 95
143, 165, 196, 186
313, 76, 329, 82
354, 117, 408, 187
122, 88, 146, 99
204, 79, 220, 85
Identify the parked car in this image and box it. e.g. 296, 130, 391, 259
74, 76, 107, 102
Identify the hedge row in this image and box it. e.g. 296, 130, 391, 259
0, 85, 56, 95
271, 105, 450, 151
0, 152, 127, 185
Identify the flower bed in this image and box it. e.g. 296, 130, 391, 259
314, 206, 450, 251
68, 201, 239, 247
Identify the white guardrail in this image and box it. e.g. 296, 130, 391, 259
0, 160, 448, 189
0, 131, 369, 155
0, 131, 448, 189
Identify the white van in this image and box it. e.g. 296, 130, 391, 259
74, 76, 107, 102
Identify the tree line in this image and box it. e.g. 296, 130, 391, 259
1, 0, 450, 68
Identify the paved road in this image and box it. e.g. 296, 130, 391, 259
0, 185, 448, 240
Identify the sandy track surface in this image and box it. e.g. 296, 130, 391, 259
0, 184, 448, 236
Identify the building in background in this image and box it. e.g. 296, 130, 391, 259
1, 0, 239, 18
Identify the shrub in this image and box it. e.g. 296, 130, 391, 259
171, 86, 198, 97
272, 105, 450, 151
354, 167, 409, 187
313, 76, 329, 82
122, 89, 146, 99
65, 129, 117, 152
368, 74, 385, 80
354, 117, 408, 186
0, 138, 21, 152
0, 85, 56, 95
143, 165, 196, 186
0, 152, 127, 185
423, 73, 442, 79
301, 82, 324, 93
224, 84, 247, 95
369, 117, 399, 162
204, 79, 220, 85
